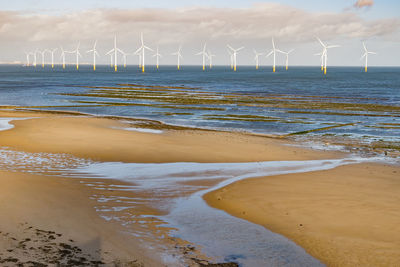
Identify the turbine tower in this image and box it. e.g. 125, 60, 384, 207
86, 40, 99, 71
227, 45, 244, 72
196, 43, 207, 71
316, 37, 340, 75
172, 45, 183, 70
361, 42, 376, 73
207, 50, 216, 69
152, 46, 162, 70
24, 52, 31, 67
227, 49, 233, 69
107, 54, 113, 68
279, 49, 294, 71
46, 48, 58, 69
39, 50, 46, 68
266, 38, 282, 73
67, 42, 82, 70
314, 51, 325, 71
33, 50, 38, 67
60, 46, 66, 69
134, 52, 142, 68
253, 49, 263, 70
134, 33, 153, 73
121, 51, 129, 68
106, 35, 123, 72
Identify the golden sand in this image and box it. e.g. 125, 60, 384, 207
1, 109, 399, 266
205, 163, 400, 266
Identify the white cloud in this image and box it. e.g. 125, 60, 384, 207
0, 3, 399, 65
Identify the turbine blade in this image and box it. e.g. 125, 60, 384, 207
316, 37, 326, 48
327, 45, 340, 49
266, 51, 273, 58
227, 44, 234, 51
360, 53, 366, 60
237, 47, 244, 51
363, 42, 367, 52
144, 45, 153, 51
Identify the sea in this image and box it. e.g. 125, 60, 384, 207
1, 64, 399, 153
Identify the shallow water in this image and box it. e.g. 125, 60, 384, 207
1, 65, 399, 149
0, 145, 387, 266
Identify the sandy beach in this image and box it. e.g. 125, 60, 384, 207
1, 109, 399, 266
205, 163, 400, 266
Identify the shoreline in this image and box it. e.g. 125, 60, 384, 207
204, 163, 400, 266
1, 108, 399, 266
2, 106, 398, 160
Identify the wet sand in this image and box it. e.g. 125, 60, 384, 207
2, 109, 398, 266
0, 110, 341, 163
205, 163, 400, 266
0, 170, 157, 266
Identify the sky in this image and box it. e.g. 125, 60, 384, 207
0, 0, 399, 66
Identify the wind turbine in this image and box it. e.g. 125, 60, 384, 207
60, 46, 68, 69
316, 37, 340, 75
33, 50, 38, 67
279, 49, 294, 71
67, 42, 82, 70
24, 52, 31, 67
253, 49, 263, 70
86, 40, 99, 71
134, 52, 142, 69
266, 38, 283, 73
196, 43, 207, 71
134, 33, 153, 73
39, 50, 46, 68
227, 45, 244, 71
60, 46, 65, 69
207, 50, 216, 69
153, 46, 162, 70
314, 51, 325, 71
227, 49, 233, 69
107, 35, 123, 72
107, 53, 113, 68
361, 42, 376, 73
172, 45, 183, 70
121, 51, 129, 69
46, 48, 58, 69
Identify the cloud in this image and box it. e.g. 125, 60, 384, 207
0, 3, 398, 46
0, 3, 399, 64
354, 0, 374, 9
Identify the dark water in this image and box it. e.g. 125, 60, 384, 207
1, 64, 399, 146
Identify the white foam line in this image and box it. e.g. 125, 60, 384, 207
0, 118, 31, 131
112, 126, 163, 134
74, 157, 385, 191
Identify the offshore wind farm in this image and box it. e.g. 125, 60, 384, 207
0, 1, 400, 267
20, 36, 380, 75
